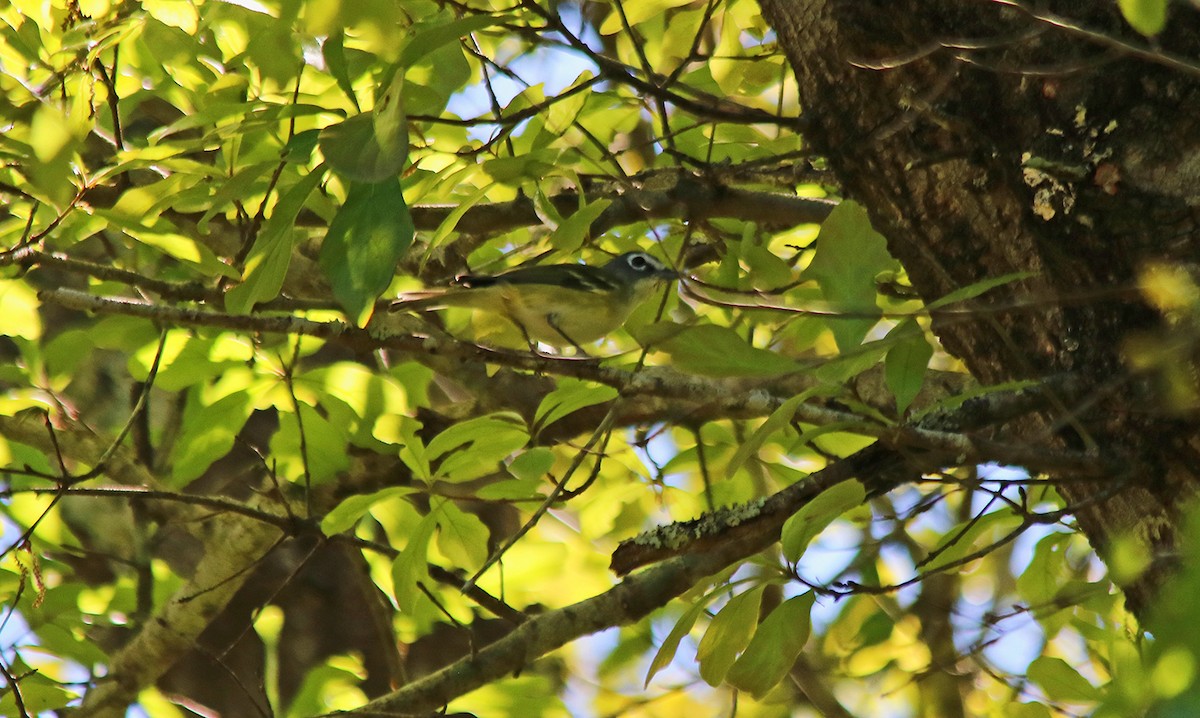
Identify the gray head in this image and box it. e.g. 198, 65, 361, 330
603, 252, 676, 283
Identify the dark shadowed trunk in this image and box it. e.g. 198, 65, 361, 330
761, 0, 1200, 616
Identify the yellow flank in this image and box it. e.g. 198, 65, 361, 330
495, 283, 641, 346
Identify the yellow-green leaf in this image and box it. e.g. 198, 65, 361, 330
885, 318, 933, 415
1027, 656, 1101, 703
725, 593, 815, 698
780, 480, 865, 562
1118, 0, 1168, 36
696, 586, 764, 686
648, 325, 800, 377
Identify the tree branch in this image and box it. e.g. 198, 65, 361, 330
321, 372, 1116, 713
329, 451, 862, 717
39, 289, 1110, 478
0, 413, 290, 718
404, 171, 836, 241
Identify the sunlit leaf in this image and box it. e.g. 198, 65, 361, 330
1118, 0, 1168, 36
725, 593, 815, 698
0, 669, 75, 714
321, 486, 418, 536
397, 14, 511, 69
598, 0, 694, 34
226, 168, 326, 314
507, 448, 556, 482
1017, 533, 1070, 607
429, 414, 530, 482
393, 507, 439, 612
548, 199, 612, 253
270, 401, 351, 485
1028, 656, 1101, 703
170, 388, 258, 486
533, 379, 618, 432
0, 280, 41, 340
803, 201, 897, 350
696, 586, 763, 686
726, 393, 806, 480
435, 501, 490, 570
780, 480, 865, 562
323, 30, 361, 111
645, 598, 709, 687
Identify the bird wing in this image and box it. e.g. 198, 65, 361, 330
460, 264, 617, 293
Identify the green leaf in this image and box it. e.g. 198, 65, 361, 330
803, 200, 897, 351
0, 280, 43, 339
811, 339, 892, 385
0, 673, 75, 714
319, 70, 408, 183
544, 73, 593, 135
696, 586, 764, 686
482, 151, 559, 183
742, 244, 794, 290
598, 0, 694, 34
170, 388, 257, 486
1017, 533, 1069, 607
323, 30, 360, 111
393, 506, 439, 612
321, 486, 418, 535
645, 599, 710, 687
128, 332, 245, 391
533, 379, 618, 432
923, 509, 1021, 572
726, 393, 806, 480
120, 224, 237, 279
284, 129, 321, 163
507, 448, 556, 482
1118, 0, 1168, 36
286, 660, 366, 718
270, 402, 351, 485
1027, 656, 1101, 703
427, 413, 527, 460
885, 318, 933, 414
792, 421, 872, 453
319, 179, 415, 325
226, 168, 326, 314
435, 501, 490, 570
548, 199, 612, 253
925, 271, 1035, 311
304, 362, 411, 444
427, 413, 530, 482
397, 14, 510, 69
1008, 703, 1053, 718
780, 480, 865, 562
425, 182, 492, 252
197, 160, 276, 233
725, 593, 815, 698
647, 325, 800, 377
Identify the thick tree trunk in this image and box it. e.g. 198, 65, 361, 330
761, 0, 1200, 615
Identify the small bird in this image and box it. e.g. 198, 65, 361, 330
390, 251, 677, 350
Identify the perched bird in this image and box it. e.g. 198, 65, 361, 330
390, 251, 677, 350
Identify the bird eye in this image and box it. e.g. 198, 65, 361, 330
629, 254, 648, 269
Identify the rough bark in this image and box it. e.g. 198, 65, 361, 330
760, 0, 1200, 615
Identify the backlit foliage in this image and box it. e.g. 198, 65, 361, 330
0, 1, 1154, 716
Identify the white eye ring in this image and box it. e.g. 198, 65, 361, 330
629, 254, 648, 269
